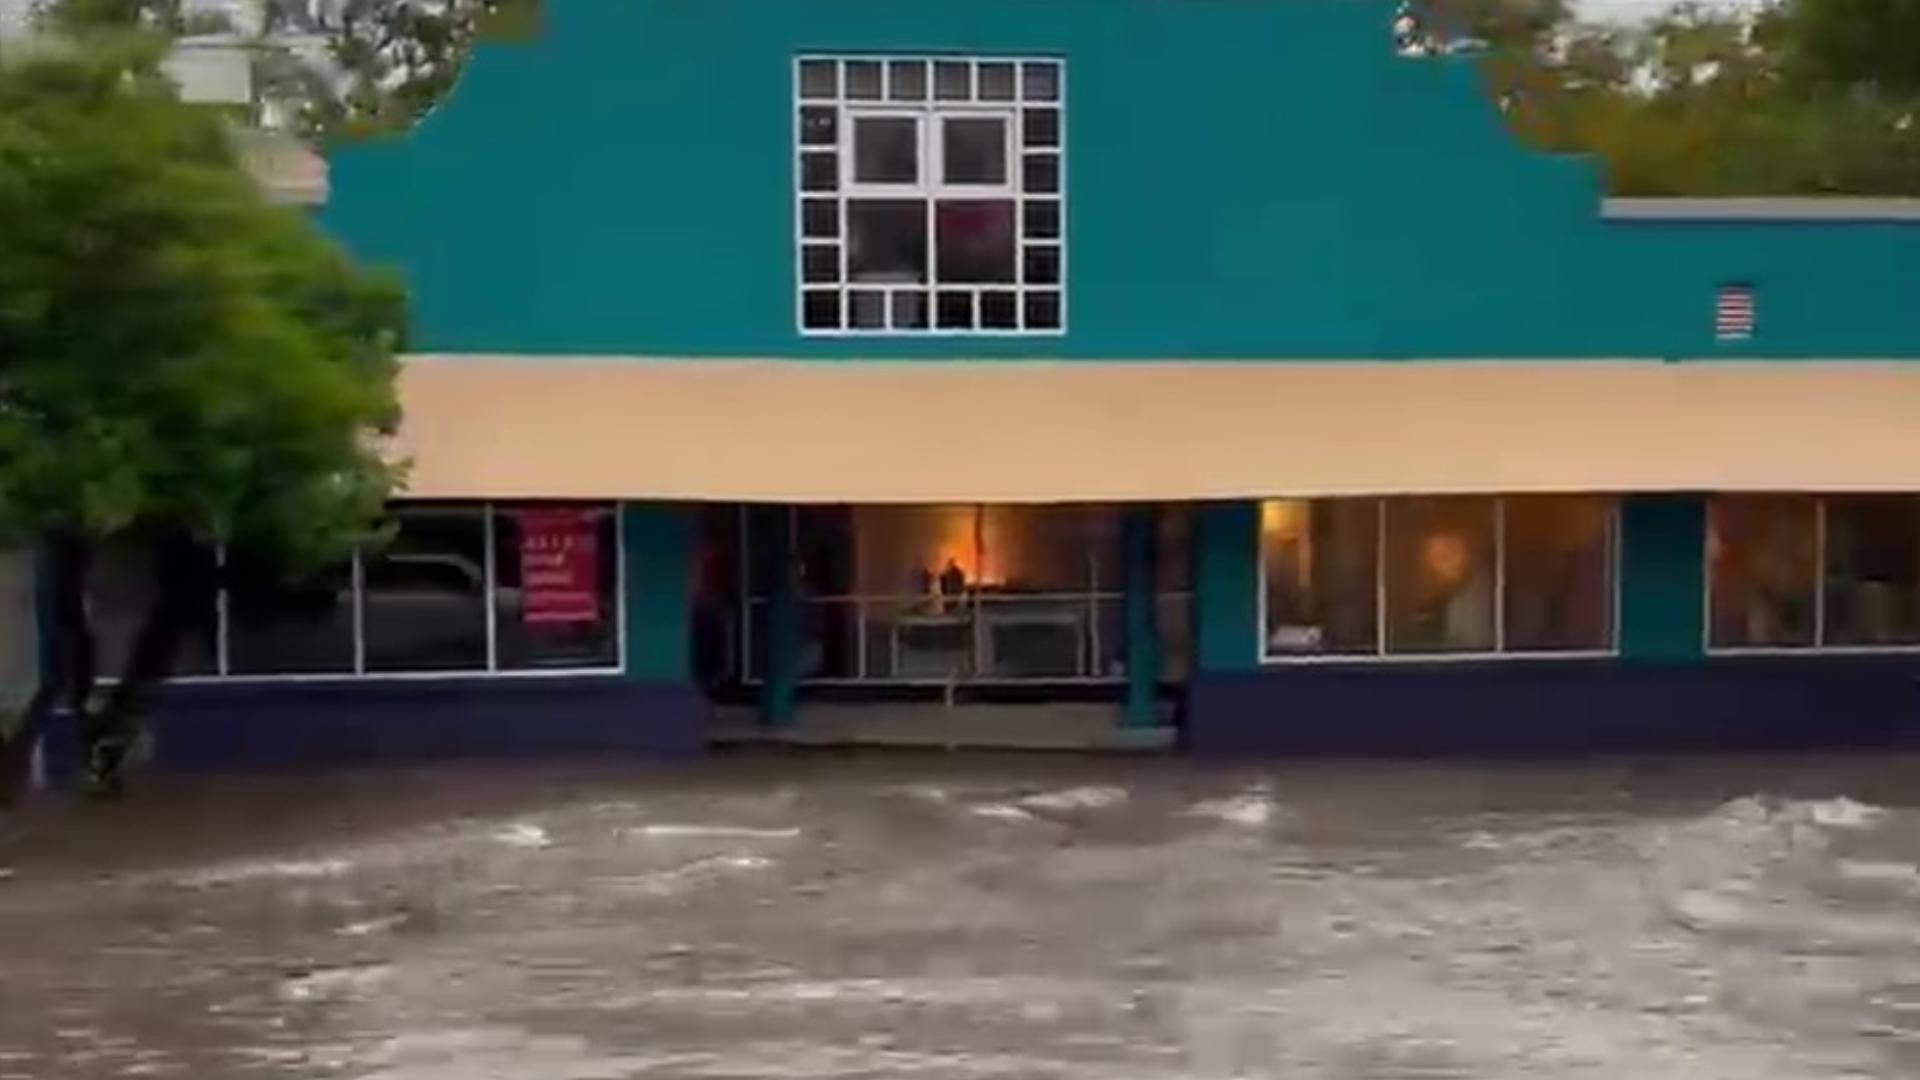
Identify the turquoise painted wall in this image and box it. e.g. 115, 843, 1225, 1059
321, 0, 1920, 361
621, 502, 694, 680
1192, 502, 1260, 673
1618, 494, 1707, 661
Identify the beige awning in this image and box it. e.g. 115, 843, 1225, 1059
392, 357, 1920, 503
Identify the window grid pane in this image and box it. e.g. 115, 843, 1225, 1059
1709, 494, 1818, 649
796, 55, 1064, 335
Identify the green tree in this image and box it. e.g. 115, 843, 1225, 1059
0, 29, 405, 796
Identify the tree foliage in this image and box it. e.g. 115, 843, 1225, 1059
0, 28, 405, 794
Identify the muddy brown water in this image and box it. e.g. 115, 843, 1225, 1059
6, 750, 1920, 1078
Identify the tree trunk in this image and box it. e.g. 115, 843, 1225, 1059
0, 534, 93, 805
83, 533, 208, 799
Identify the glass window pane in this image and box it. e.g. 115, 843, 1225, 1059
1022, 61, 1060, 101
1503, 496, 1614, 652
800, 151, 837, 192
227, 557, 355, 675
801, 198, 838, 239
1023, 245, 1061, 285
979, 505, 1116, 592
891, 289, 929, 330
1709, 495, 1817, 648
802, 289, 841, 330
1262, 498, 1379, 656
801, 244, 839, 284
363, 506, 489, 672
1023, 107, 1059, 148
942, 117, 1008, 184
852, 116, 918, 184
1824, 496, 1920, 646
1385, 496, 1495, 654
90, 539, 218, 678
1023, 290, 1061, 330
845, 60, 882, 100
847, 199, 927, 284
853, 505, 977, 597
1023, 152, 1060, 194
798, 59, 837, 99
935, 199, 1015, 283
887, 60, 927, 101
934, 60, 970, 100
849, 289, 886, 329
978, 61, 1016, 101
799, 106, 837, 147
979, 290, 1018, 328
493, 505, 618, 671
1023, 199, 1060, 239
937, 290, 973, 329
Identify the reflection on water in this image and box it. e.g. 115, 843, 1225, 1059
6, 753, 1920, 1078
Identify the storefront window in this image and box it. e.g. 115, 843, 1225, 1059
1386, 497, 1497, 654
89, 539, 219, 677
227, 558, 356, 675
492, 505, 620, 670
362, 506, 490, 672
1262, 498, 1379, 656
1709, 495, 1817, 649
1504, 495, 1614, 652
1823, 497, 1920, 647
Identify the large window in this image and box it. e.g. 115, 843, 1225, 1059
88, 503, 623, 679
1710, 494, 1920, 650
795, 55, 1064, 335
1261, 495, 1617, 660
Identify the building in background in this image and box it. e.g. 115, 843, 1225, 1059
43, 0, 1920, 767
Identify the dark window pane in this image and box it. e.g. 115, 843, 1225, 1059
849, 289, 887, 329
936, 199, 1015, 283
942, 117, 1007, 184
934, 60, 970, 100
228, 558, 355, 675
493, 505, 619, 670
853, 116, 918, 184
1023, 245, 1061, 285
1023, 199, 1060, 239
1023, 152, 1060, 194
1709, 495, 1816, 648
1262, 499, 1379, 656
802, 289, 841, 330
892, 290, 929, 329
800, 151, 837, 192
90, 539, 218, 677
937, 291, 973, 329
1023, 107, 1059, 148
363, 506, 490, 672
801, 198, 838, 239
1385, 497, 1496, 654
798, 59, 836, 99
802, 244, 839, 284
1825, 496, 1920, 646
846, 60, 882, 99
1024, 290, 1061, 329
847, 199, 928, 284
1503, 496, 1614, 652
980, 290, 1018, 328
799, 105, 837, 146
1022, 61, 1060, 101
888, 60, 927, 100
978, 61, 1015, 101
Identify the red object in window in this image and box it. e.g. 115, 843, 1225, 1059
518, 508, 600, 625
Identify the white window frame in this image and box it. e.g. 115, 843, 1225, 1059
794, 54, 1066, 337
1703, 494, 1920, 656
1257, 495, 1623, 665
169, 502, 628, 684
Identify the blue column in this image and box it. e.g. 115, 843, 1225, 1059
747, 505, 799, 728
1191, 501, 1261, 673
621, 502, 694, 681
1618, 494, 1706, 661
1121, 507, 1159, 728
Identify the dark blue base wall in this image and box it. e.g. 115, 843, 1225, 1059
1185, 656, 1920, 755
45, 677, 708, 775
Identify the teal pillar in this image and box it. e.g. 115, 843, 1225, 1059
621, 502, 694, 681
1120, 507, 1160, 728
1191, 501, 1261, 673
748, 505, 799, 728
1618, 494, 1706, 661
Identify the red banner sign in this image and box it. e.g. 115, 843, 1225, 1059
517, 508, 600, 625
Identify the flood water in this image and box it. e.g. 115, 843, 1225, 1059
6, 750, 1920, 1078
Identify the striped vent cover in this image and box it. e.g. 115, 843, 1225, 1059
1715, 283, 1756, 342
